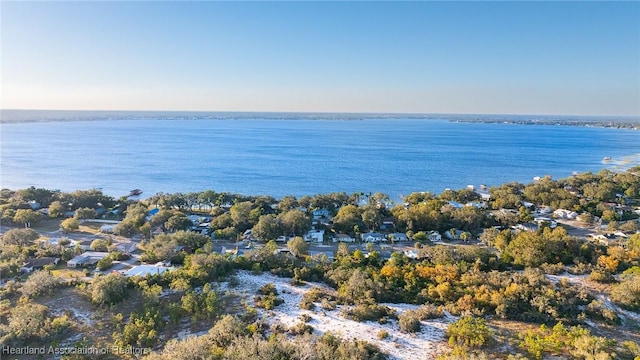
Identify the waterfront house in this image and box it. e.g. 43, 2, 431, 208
361, 231, 386, 243
333, 234, 356, 243
388, 232, 409, 242
304, 229, 325, 243
428, 231, 442, 242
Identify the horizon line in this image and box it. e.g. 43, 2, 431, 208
2, 108, 640, 119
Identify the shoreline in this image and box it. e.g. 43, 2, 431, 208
1, 110, 639, 129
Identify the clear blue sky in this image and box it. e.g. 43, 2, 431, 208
2, 1, 639, 116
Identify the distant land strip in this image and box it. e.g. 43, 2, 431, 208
0, 109, 639, 129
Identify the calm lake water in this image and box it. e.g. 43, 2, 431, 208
1, 115, 639, 199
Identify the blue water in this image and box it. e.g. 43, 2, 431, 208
1, 116, 639, 199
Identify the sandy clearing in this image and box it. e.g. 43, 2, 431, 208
220, 271, 453, 360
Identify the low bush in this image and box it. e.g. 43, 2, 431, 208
343, 304, 397, 322
399, 310, 422, 333
321, 299, 337, 310
288, 322, 314, 335
539, 262, 565, 275
416, 304, 444, 320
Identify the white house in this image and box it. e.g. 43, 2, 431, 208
333, 234, 356, 243
67, 251, 109, 268
554, 209, 579, 219
123, 264, 174, 277
304, 229, 325, 243
361, 232, 386, 243
428, 231, 442, 242
475, 189, 491, 201
388, 232, 409, 242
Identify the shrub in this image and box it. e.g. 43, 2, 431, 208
446, 316, 493, 349
610, 275, 640, 310
416, 304, 444, 320
399, 311, 422, 333
377, 330, 389, 339
321, 299, 336, 310
300, 297, 315, 310
589, 270, 614, 283
96, 257, 113, 271
90, 273, 129, 305
300, 314, 312, 323
567, 262, 593, 275
288, 322, 313, 335
343, 304, 396, 322
20, 270, 60, 299
540, 262, 565, 275
258, 283, 278, 296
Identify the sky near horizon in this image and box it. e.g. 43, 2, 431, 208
1, 1, 639, 116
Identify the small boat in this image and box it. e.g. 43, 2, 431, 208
129, 189, 143, 196
602, 157, 611, 163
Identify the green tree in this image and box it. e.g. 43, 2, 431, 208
277, 195, 298, 212
61, 218, 80, 232
90, 238, 111, 251
610, 275, 640, 310
91, 273, 129, 305
6, 302, 52, 341
172, 230, 210, 249
230, 201, 254, 231
165, 213, 193, 232
74, 207, 97, 220
332, 205, 361, 233
361, 205, 381, 231
280, 209, 311, 236
252, 214, 283, 241
287, 236, 309, 257
20, 270, 61, 298
48, 201, 65, 218
627, 233, 640, 252
446, 316, 493, 349
1, 228, 39, 246
13, 209, 42, 227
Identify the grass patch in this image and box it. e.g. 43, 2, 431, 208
78, 221, 105, 234
30, 219, 62, 232
51, 266, 88, 280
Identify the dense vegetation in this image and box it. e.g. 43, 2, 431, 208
0, 166, 639, 358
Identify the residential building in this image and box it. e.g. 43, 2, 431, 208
20, 257, 59, 273
67, 251, 109, 268
333, 234, 356, 243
